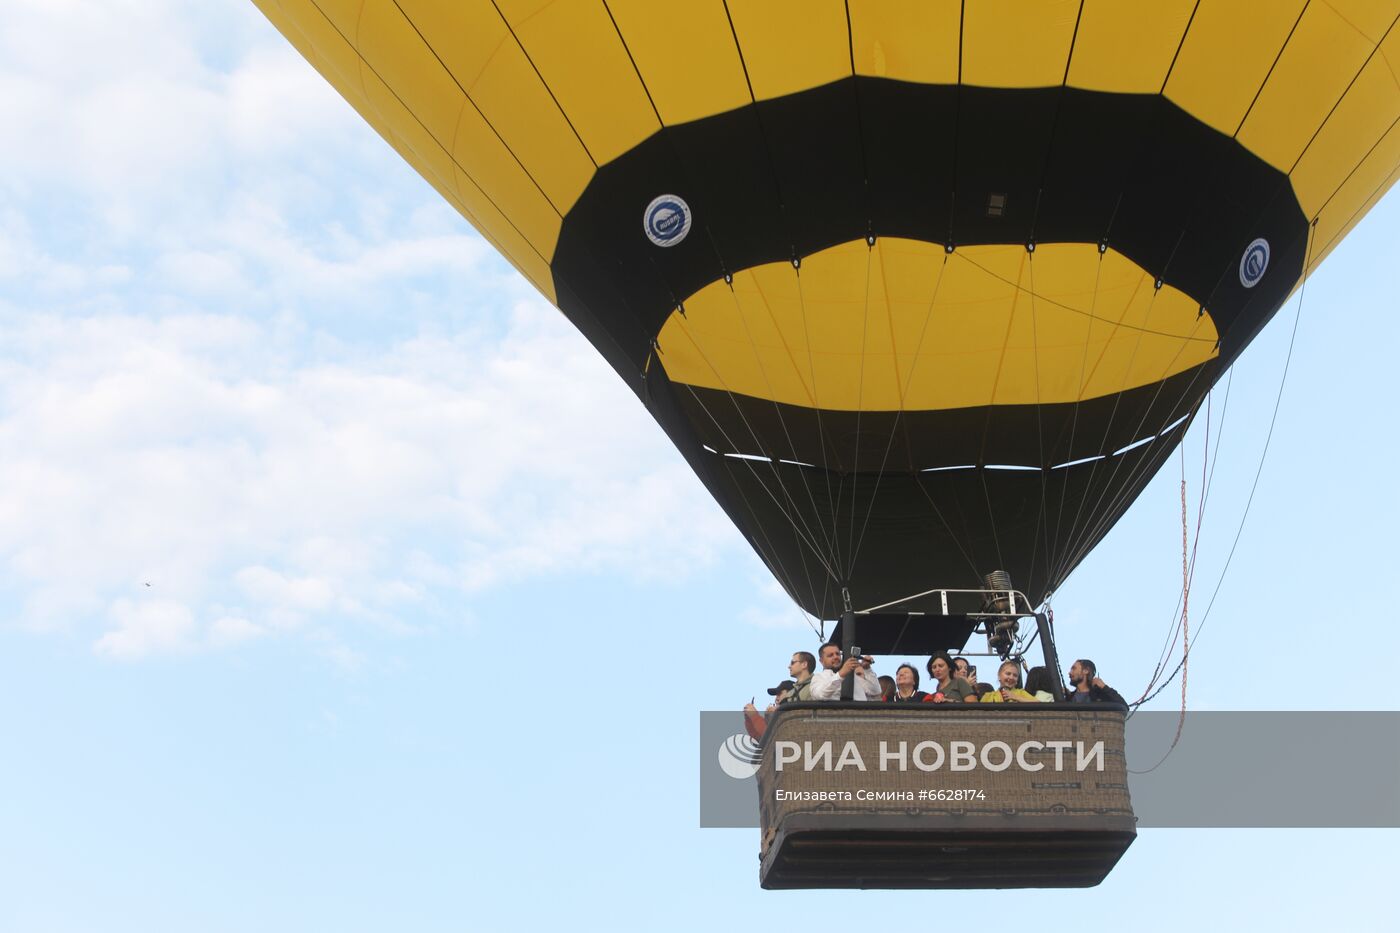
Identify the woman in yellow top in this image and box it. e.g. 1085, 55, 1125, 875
981, 661, 1037, 703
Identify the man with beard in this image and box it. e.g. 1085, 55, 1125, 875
810, 643, 881, 701
1067, 659, 1127, 705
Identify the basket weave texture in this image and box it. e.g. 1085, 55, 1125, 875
758, 705, 1132, 852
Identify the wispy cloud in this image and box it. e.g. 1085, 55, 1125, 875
739, 576, 824, 633
0, 0, 739, 661
0, 298, 734, 660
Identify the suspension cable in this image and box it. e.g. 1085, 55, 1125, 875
847, 249, 955, 577
1127, 454, 1192, 772
1134, 218, 1317, 711
725, 271, 842, 576
1134, 388, 1212, 704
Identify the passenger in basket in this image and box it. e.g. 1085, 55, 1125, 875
879, 675, 895, 702
786, 651, 816, 702
980, 661, 1037, 703
957, 659, 992, 696
1067, 659, 1128, 705
810, 643, 882, 701
890, 663, 928, 702
743, 678, 794, 741
923, 652, 977, 703
768, 679, 796, 705
1022, 665, 1057, 702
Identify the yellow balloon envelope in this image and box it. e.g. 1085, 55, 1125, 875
254, 0, 1400, 618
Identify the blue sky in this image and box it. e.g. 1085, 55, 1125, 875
0, 2, 1395, 930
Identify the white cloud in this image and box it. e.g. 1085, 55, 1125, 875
0, 1, 356, 216
207, 615, 264, 648
0, 1, 742, 663
236, 566, 337, 615
0, 301, 735, 659
740, 576, 824, 633
95, 598, 197, 660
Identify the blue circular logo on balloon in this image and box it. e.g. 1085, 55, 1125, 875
1239, 238, 1270, 288
644, 194, 692, 247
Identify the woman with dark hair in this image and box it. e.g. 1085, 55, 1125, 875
981, 660, 1036, 703
890, 663, 927, 702
923, 652, 977, 703
1023, 665, 1057, 702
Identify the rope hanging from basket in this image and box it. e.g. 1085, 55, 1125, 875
1174, 445, 1191, 749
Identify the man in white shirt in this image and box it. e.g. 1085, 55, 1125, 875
809, 643, 882, 701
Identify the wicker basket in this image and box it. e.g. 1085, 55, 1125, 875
757, 703, 1135, 889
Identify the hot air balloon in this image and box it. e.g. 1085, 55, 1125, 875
253, 0, 1400, 888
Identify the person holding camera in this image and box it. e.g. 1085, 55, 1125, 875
741, 649, 818, 740
923, 652, 977, 703
744, 677, 797, 741
809, 643, 881, 701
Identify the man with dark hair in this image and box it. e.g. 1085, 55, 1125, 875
810, 643, 881, 701
744, 650, 816, 728
788, 651, 815, 702
1067, 659, 1127, 705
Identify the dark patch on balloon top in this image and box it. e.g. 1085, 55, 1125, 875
551, 79, 1307, 372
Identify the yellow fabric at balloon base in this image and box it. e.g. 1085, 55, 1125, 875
656, 239, 1218, 414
